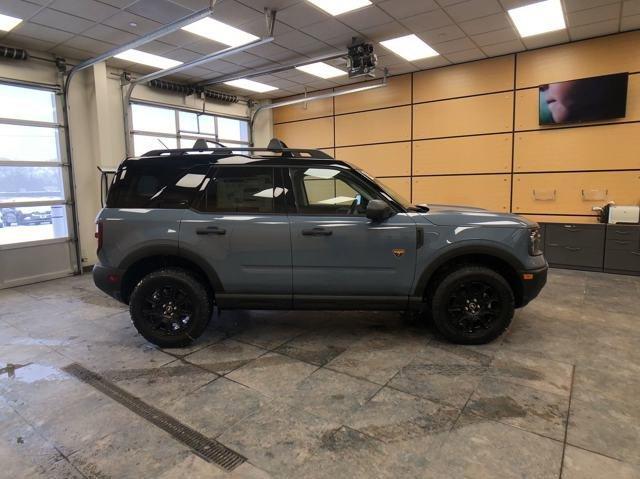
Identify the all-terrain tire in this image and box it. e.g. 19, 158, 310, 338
129, 267, 212, 348
431, 265, 514, 345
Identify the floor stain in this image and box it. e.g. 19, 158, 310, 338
467, 396, 527, 419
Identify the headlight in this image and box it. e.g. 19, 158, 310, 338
528, 227, 543, 256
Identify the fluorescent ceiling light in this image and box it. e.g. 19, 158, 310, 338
224, 79, 277, 93
380, 34, 438, 61
114, 49, 182, 69
182, 17, 259, 46
0, 13, 22, 32
296, 62, 346, 79
307, 0, 372, 16
508, 0, 566, 38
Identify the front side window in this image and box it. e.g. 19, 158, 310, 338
290, 167, 379, 215
195, 167, 281, 214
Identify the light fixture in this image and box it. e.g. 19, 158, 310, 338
0, 12, 22, 32
306, 0, 372, 16
114, 49, 182, 69
379, 34, 439, 61
224, 78, 277, 93
508, 0, 566, 38
182, 17, 259, 46
296, 62, 346, 79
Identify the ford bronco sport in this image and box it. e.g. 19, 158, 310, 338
94, 139, 547, 347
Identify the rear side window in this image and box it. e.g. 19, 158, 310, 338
194, 166, 281, 214
107, 164, 209, 208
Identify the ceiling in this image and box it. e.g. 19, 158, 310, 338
0, 0, 638, 99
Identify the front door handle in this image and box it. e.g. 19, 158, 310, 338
302, 227, 332, 236
196, 226, 226, 235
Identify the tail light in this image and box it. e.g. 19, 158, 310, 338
95, 221, 103, 253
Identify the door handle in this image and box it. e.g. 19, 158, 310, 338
196, 226, 226, 235
302, 227, 332, 236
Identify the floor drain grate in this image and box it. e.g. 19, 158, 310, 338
63, 363, 245, 471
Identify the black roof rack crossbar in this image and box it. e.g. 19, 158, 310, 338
141, 146, 333, 159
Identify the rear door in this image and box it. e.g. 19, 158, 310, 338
287, 165, 417, 308
179, 165, 292, 308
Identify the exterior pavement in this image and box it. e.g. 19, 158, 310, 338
0, 268, 639, 478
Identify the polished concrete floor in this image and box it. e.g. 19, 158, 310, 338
1, 269, 639, 478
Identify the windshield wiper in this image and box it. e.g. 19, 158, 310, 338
408, 204, 430, 212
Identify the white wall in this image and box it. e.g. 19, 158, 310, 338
0, 51, 272, 268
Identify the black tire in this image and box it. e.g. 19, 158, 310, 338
431, 265, 514, 345
129, 267, 212, 348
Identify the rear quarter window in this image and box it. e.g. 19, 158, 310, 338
106, 163, 209, 209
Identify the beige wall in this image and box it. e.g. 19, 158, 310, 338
0, 53, 260, 267
272, 31, 640, 224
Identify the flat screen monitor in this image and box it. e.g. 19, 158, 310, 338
539, 72, 628, 125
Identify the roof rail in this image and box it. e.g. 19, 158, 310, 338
141, 137, 333, 159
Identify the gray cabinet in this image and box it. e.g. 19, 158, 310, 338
604, 225, 640, 275
544, 224, 605, 271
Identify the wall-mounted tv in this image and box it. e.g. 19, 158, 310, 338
539, 72, 629, 125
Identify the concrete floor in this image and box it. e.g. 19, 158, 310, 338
1, 269, 639, 478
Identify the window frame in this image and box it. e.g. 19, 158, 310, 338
0, 80, 72, 250
129, 101, 251, 156
190, 165, 287, 216
286, 166, 392, 217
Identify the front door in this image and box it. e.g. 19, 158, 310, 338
287, 166, 417, 308
179, 165, 292, 308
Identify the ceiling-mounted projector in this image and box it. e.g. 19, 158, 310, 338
346, 41, 377, 78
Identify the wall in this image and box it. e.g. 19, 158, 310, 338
273, 31, 640, 225
0, 53, 262, 268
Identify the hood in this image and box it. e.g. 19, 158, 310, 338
415, 204, 537, 228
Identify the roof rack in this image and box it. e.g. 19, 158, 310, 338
141, 137, 334, 159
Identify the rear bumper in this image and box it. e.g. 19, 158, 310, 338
518, 264, 548, 307
92, 263, 125, 303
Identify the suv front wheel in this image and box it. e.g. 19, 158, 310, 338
129, 268, 212, 348
431, 265, 514, 344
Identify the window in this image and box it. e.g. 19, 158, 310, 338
130, 103, 250, 156
0, 82, 68, 246
107, 164, 209, 209
195, 167, 279, 214
291, 167, 378, 215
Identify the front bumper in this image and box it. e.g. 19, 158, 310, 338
92, 263, 125, 303
518, 264, 548, 307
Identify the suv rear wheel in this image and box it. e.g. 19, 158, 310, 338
129, 268, 212, 348
431, 265, 514, 344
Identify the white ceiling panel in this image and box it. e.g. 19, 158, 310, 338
432, 36, 477, 54
62, 36, 115, 55
399, 9, 453, 33
277, 2, 330, 27
564, 0, 620, 13
338, 6, 395, 30
481, 38, 525, 56
567, 4, 621, 26
83, 24, 139, 44
0, 1, 42, 19
444, 47, 487, 62
377, 0, 440, 19
459, 13, 511, 35
359, 21, 411, 41
569, 19, 621, 40
11, 22, 75, 44
126, 0, 192, 24
522, 29, 571, 49
103, 11, 163, 35
30, 9, 95, 34
445, 0, 503, 23
471, 27, 519, 46
418, 24, 467, 44
50, 0, 120, 22
304, 18, 359, 41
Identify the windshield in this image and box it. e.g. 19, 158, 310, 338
356, 169, 412, 209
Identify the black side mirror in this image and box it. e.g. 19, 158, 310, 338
366, 199, 392, 222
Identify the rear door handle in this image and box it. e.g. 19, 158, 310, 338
196, 226, 226, 235
302, 227, 332, 236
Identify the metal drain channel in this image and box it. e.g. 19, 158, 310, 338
63, 363, 245, 471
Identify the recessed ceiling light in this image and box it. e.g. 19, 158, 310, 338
380, 34, 439, 62
224, 79, 278, 93
306, 0, 372, 16
296, 62, 346, 79
0, 12, 22, 32
114, 49, 182, 69
508, 0, 566, 38
182, 17, 259, 47
128, 22, 138, 27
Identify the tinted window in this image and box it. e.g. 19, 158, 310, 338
195, 167, 279, 213
291, 167, 378, 215
107, 164, 209, 208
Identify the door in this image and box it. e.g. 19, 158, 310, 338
0, 81, 76, 288
179, 165, 292, 308
287, 165, 417, 308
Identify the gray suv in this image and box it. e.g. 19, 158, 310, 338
94, 139, 547, 348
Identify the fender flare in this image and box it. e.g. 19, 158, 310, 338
413, 241, 525, 296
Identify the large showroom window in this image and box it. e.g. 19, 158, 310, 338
130, 103, 250, 156
0, 82, 69, 247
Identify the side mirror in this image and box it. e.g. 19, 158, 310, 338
366, 199, 392, 222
